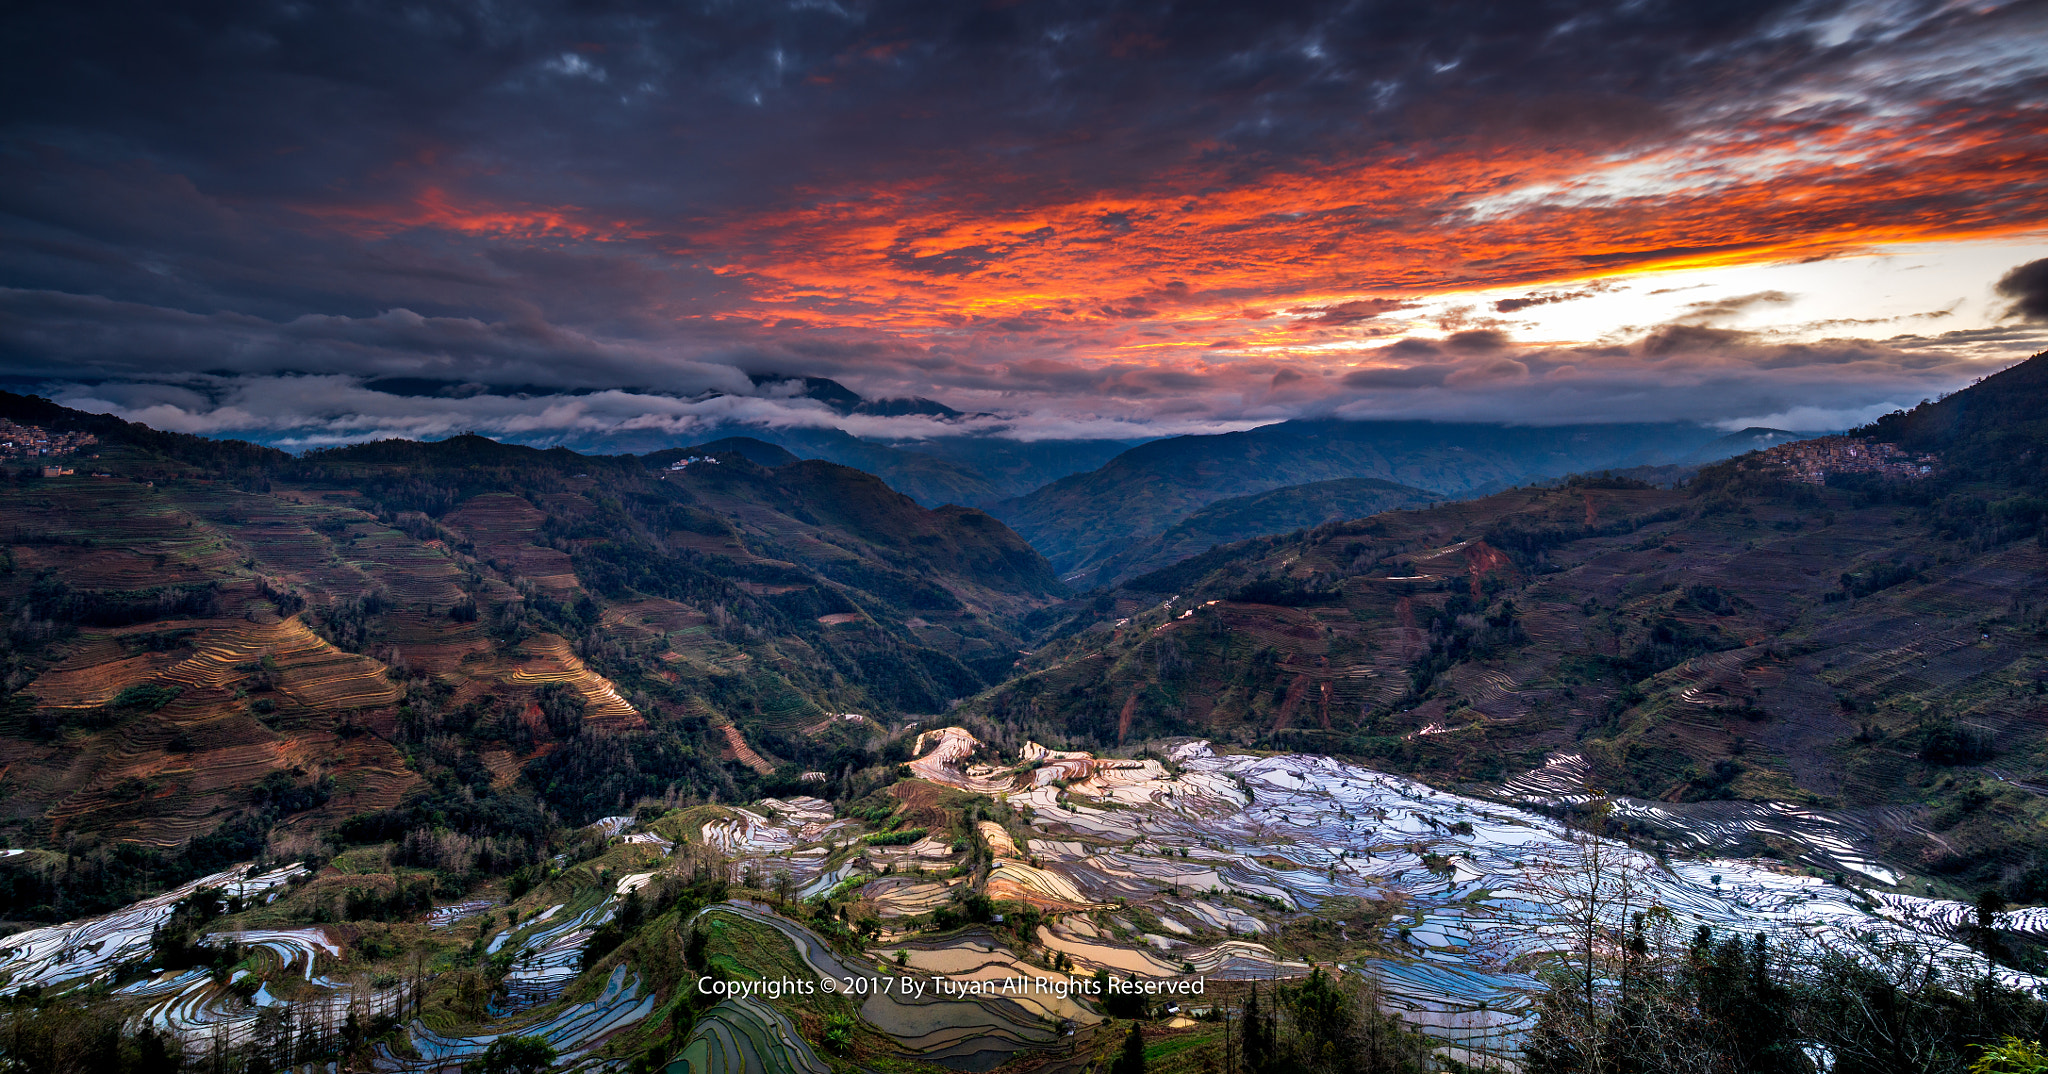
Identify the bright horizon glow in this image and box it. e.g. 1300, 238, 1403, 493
1378, 238, 2048, 354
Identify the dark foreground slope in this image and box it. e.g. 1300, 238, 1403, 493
0, 398, 1063, 922
988, 419, 1729, 582
971, 353, 2048, 899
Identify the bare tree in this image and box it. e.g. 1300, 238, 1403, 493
1520, 802, 1669, 1074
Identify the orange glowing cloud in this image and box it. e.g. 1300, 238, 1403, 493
299, 185, 641, 243
287, 96, 2048, 391
677, 109, 2048, 361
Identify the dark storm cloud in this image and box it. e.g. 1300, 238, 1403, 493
26, 312, 2044, 451
1443, 329, 1511, 354
1290, 299, 1415, 326
0, 0, 2044, 442
1495, 293, 1575, 314
1493, 282, 1616, 313
1679, 290, 1797, 322
1343, 365, 1448, 389
0, 287, 750, 390
1318, 320, 2044, 431
1998, 259, 2048, 323
0, 0, 1887, 284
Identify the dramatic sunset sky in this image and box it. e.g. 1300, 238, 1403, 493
3, 0, 2046, 446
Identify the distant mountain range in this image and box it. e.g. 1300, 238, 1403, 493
1085, 477, 1439, 587
332, 374, 1141, 507
43, 370, 1838, 587
983, 419, 1791, 585
744, 373, 964, 419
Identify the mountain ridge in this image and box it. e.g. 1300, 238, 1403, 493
1086, 476, 1440, 588
986, 418, 1737, 580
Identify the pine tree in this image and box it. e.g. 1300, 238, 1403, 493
1242, 983, 1270, 1074
1110, 1022, 1146, 1074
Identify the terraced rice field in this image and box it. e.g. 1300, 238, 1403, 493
25, 630, 189, 707
665, 996, 829, 1074
233, 518, 343, 576
207, 927, 342, 979
603, 598, 705, 637
878, 731, 2047, 1054
268, 619, 406, 711
696, 797, 863, 893
0, 864, 307, 993
888, 936, 1097, 1024
0, 796, 680, 1073
744, 683, 826, 735
863, 876, 967, 918
507, 635, 641, 725
346, 532, 467, 607
7, 858, 648, 1066
498, 897, 620, 1011
11, 719, 2046, 1071
318, 735, 419, 816
425, 900, 495, 928
1493, 751, 1905, 883
714, 719, 775, 775
7, 484, 238, 586
379, 964, 655, 1073
705, 902, 1075, 1070
137, 965, 412, 1058
699, 797, 850, 858
442, 493, 584, 598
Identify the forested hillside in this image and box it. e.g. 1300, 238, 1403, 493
0, 397, 1063, 925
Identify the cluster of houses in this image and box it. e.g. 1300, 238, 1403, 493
1758, 436, 1937, 485
665, 455, 723, 470
0, 420, 98, 460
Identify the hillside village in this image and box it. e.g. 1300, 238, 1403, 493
0, 419, 97, 460
1758, 435, 1937, 484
